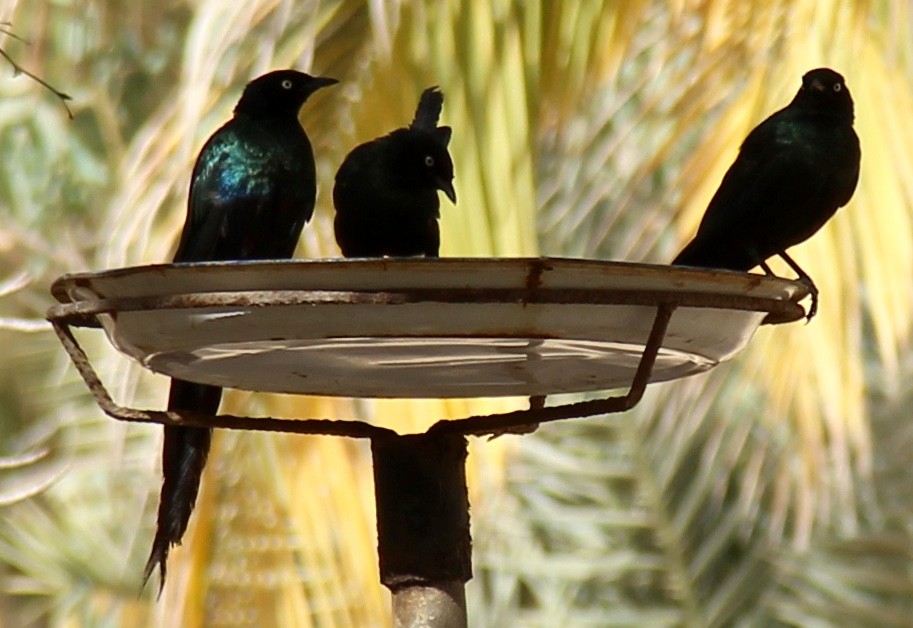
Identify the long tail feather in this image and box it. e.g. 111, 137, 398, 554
411, 86, 444, 130
142, 379, 221, 594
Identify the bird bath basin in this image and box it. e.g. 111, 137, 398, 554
48, 258, 806, 401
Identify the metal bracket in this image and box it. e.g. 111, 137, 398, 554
50, 301, 676, 437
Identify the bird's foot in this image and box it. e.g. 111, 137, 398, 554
777, 251, 818, 322
798, 276, 819, 322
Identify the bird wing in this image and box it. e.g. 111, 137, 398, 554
686, 113, 838, 261
174, 125, 313, 262
173, 127, 238, 262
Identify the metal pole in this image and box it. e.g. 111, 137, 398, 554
392, 582, 466, 628
371, 433, 471, 628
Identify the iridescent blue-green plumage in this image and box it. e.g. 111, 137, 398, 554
143, 69, 337, 593
333, 86, 456, 257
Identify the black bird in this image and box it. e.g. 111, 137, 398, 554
672, 68, 861, 319
143, 69, 337, 592
333, 86, 456, 257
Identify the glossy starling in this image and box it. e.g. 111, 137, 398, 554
143, 69, 337, 592
333, 86, 456, 257
673, 68, 861, 319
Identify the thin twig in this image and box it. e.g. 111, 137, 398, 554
0, 23, 28, 44
0, 25, 72, 119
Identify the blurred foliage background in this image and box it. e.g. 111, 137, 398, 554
0, 0, 912, 626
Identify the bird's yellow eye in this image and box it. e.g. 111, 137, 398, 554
424, 155, 434, 167
833, 83, 842, 92
281, 79, 293, 89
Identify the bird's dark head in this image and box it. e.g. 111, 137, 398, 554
791, 68, 854, 120
391, 129, 457, 204
235, 70, 338, 118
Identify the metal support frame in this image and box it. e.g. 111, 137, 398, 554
47, 282, 805, 627
49, 302, 678, 437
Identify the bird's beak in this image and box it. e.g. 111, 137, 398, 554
810, 78, 826, 92
310, 76, 340, 91
438, 178, 457, 204
312, 76, 339, 89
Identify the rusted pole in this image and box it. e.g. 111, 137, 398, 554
371, 433, 471, 628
